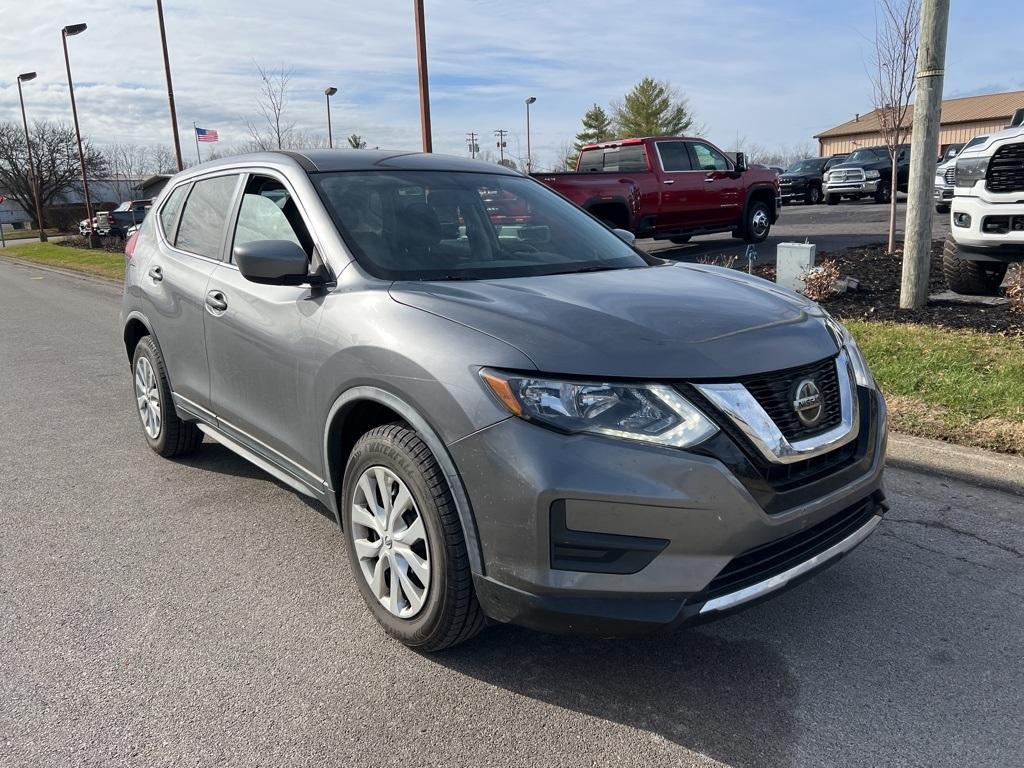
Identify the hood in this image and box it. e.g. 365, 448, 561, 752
779, 172, 814, 181
390, 263, 838, 379
830, 159, 889, 172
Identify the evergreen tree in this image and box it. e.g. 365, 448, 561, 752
612, 77, 696, 137
574, 104, 615, 147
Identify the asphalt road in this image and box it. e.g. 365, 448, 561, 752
1, 259, 1021, 768
638, 198, 952, 265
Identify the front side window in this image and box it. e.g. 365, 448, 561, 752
657, 142, 692, 171
313, 171, 654, 281
158, 184, 189, 241
690, 143, 730, 172
233, 175, 313, 259
175, 175, 239, 260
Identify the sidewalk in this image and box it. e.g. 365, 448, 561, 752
887, 432, 1024, 498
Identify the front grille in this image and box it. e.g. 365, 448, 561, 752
761, 439, 859, 491
831, 169, 865, 183
738, 356, 842, 441
944, 166, 956, 185
987, 142, 1024, 193
700, 496, 879, 602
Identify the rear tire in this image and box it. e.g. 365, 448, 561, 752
826, 194, 840, 206
342, 424, 485, 652
942, 236, 1008, 296
669, 236, 691, 245
131, 336, 202, 458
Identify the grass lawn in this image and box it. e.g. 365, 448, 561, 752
847, 320, 1024, 454
1, 241, 124, 281
1, 228, 61, 241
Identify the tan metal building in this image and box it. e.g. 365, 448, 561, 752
815, 90, 1024, 156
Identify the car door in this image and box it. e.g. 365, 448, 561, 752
687, 141, 743, 227
202, 171, 327, 488
653, 140, 704, 232
140, 174, 240, 418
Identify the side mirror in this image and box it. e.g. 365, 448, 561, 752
612, 228, 636, 245
734, 152, 747, 173
234, 240, 316, 286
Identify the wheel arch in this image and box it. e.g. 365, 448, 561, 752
323, 386, 485, 575
743, 184, 778, 223
123, 311, 154, 366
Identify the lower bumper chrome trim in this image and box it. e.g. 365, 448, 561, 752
699, 514, 881, 615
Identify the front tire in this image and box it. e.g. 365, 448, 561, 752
826, 194, 840, 206
935, 203, 950, 214
669, 235, 691, 244
874, 182, 892, 204
740, 200, 772, 243
131, 336, 202, 458
942, 236, 1008, 296
805, 185, 822, 205
342, 424, 485, 651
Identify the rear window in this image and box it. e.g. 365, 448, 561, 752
578, 144, 647, 173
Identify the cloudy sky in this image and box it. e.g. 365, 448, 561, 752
1, 0, 1021, 169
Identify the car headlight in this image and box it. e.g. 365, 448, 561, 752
865, 169, 880, 179
955, 157, 988, 187
824, 317, 876, 389
480, 370, 718, 448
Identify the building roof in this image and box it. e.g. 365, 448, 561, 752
815, 90, 1024, 138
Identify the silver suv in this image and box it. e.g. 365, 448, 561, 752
121, 150, 887, 650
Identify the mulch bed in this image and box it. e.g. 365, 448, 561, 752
56, 235, 127, 254
755, 240, 1023, 336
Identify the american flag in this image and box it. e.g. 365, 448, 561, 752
195, 127, 219, 143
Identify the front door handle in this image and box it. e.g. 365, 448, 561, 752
205, 291, 228, 312
148, 265, 163, 281
704, 177, 716, 183
663, 179, 675, 185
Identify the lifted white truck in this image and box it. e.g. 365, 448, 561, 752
944, 124, 1024, 295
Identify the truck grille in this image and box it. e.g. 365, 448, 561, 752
944, 166, 956, 185
987, 143, 1024, 193
737, 356, 843, 441
698, 494, 880, 602
830, 169, 865, 183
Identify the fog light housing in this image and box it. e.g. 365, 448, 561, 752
953, 212, 972, 228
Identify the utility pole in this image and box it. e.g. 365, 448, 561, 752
62, 23, 96, 248
466, 132, 478, 159
525, 96, 536, 173
901, 0, 950, 310
412, 0, 432, 152
494, 129, 508, 164
155, 0, 183, 171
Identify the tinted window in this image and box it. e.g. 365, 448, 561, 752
233, 176, 313, 259
158, 184, 189, 241
175, 175, 239, 259
657, 142, 692, 171
690, 142, 730, 171
577, 145, 647, 173
313, 171, 654, 281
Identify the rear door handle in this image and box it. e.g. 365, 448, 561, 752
205, 291, 228, 312
663, 179, 675, 185
148, 265, 163, 281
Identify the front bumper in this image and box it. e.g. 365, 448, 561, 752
824, 178, 879, 196
452, 387, 887, 635
934, 185, 954, 203
950, 194, 1024, 259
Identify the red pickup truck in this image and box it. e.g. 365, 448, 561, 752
533, 136, 780, 244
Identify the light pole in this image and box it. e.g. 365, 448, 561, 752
155, 0, 183, 171
525, 96, 536, 173
412, 0, 432, 152
16, 72, 47, 242
62, 23, 96, 247
325, 87, 337, 148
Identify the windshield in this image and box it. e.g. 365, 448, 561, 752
845, 148, 887, 164
312, 171, 654, 281
784, 159, 826, 174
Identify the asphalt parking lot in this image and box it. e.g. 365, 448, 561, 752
1, 257, 1021, 768
639, 198, 951, 265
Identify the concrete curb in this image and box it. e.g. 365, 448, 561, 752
887, 432, 1024, 498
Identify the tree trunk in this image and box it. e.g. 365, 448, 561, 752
887, 160, 899, 254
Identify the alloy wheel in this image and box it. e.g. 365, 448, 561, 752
134, 356, 161, 439
350, 466, 431, 619
752, 208, 770, 238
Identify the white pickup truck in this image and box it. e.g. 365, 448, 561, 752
943, 123, 1024, 294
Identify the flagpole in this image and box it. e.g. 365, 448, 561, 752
193, 121, 201, 165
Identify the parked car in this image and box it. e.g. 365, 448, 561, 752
533, 137, 780, 245
935, 136, 988, 214
778, 157, 831, 205
80, 199, 152, 238
823, 145, 910, 205
944, 124, 1024, 294
121, 150, 887, 650
79, 214, 110, 237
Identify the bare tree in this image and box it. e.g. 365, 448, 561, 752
246, 63, 295, 150
868, 0, 920, 254
0, 120, 105, 227
550, 140, 578, 172
103, 143, 152, 199
147, 144, 179, 174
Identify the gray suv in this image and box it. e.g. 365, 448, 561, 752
120, 150, 887, 651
